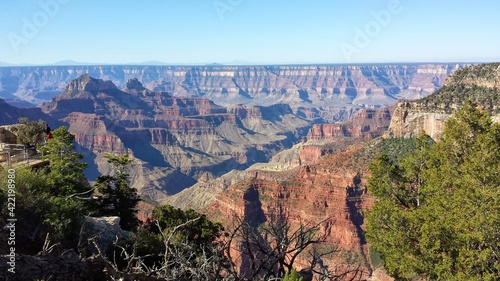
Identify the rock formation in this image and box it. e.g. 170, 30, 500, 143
37, 75, 312, 200
386, 63, 500, 140
0, 98, 56, 126
164, 103, 396, 209
385, 102, 451, 140
0, 126, 17, 144
78, 216, 125, 257
0, 64, 469, 122
204, 141, 380, 278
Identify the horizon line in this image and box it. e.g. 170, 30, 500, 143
0, 61, 494, 68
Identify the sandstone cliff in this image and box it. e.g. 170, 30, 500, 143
385, 102, 450, 140
386, 63, 500, 140
298, 105, 396, 165
203, 140, 386, 278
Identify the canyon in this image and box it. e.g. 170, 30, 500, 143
31, 75, 310, 200
3, 63, 497, 279
162, 104, 397, 278
386, 63, 500, 140
164, 63, 500, 278
0, 63, 468, 123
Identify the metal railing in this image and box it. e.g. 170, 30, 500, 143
0, 143, 43, 167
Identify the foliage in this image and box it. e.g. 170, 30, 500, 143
40, 126, 89, 195
104, 205, 229, 280
103, 153, 133, 180
417, 84, 500, 113
369, 249, 384, 270
39, 126, 96, 243
357, 136, 433, 165
100, 206, 364, 281
150, 204, 223, 246
283, 269, 303, 281
0, 126, 100, 250
366, 101, 500, 280
94, 154, 139, 231
0, 167, 50, 254
415, 64, 500, 114
15, 117, 46, 147
449, 62, 500, 81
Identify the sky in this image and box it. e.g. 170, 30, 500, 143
1, 0, 499, 65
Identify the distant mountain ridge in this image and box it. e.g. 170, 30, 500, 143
0, 97, 56, 125
0, 63, 470, 122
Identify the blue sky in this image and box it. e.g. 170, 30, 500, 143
1, 0, 499, 65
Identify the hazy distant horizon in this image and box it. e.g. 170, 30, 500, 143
0, 59, 495, 68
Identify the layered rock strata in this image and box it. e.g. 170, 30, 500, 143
38, 75, 312, 200
386, 63, 500, 140
0, 64, 468, 122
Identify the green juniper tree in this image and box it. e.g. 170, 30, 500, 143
94, 154, 140, 231
16, 117, 46, 148
39, 126, 96, 243
366, 101, 500, 280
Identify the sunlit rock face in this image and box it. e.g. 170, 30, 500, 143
386, 63, 500, 140
37, 75, 312, 200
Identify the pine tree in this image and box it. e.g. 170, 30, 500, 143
39, 126, 95, 243
366, 101, 500, 280
95, 154, 140, 231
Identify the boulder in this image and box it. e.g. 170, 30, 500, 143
78, 216, 125, 257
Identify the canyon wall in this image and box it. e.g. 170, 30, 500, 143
204, 142, 380, 279
386, 63, 500, 140
0, 64, 468, 122
385, 102, 450, 140
35, 75, 312, 200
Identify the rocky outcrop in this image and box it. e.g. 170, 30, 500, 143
0, 64, 469, 122
205, 142, 378, 278
385, 102, 450, 140
295, 105, 395, 164
78, 216, 125, 257
386, 63, 500, 140
123, 78, 146, 93
307, 106, 394, 142
0, 126, 17, 144
66, 74, 117, 92
298, 145, 326, 165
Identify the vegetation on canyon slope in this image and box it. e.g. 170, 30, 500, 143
2, 63, 499, 280
1, 122, 349, 280
366, 101, 500, 280
416, 63, 500, 113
